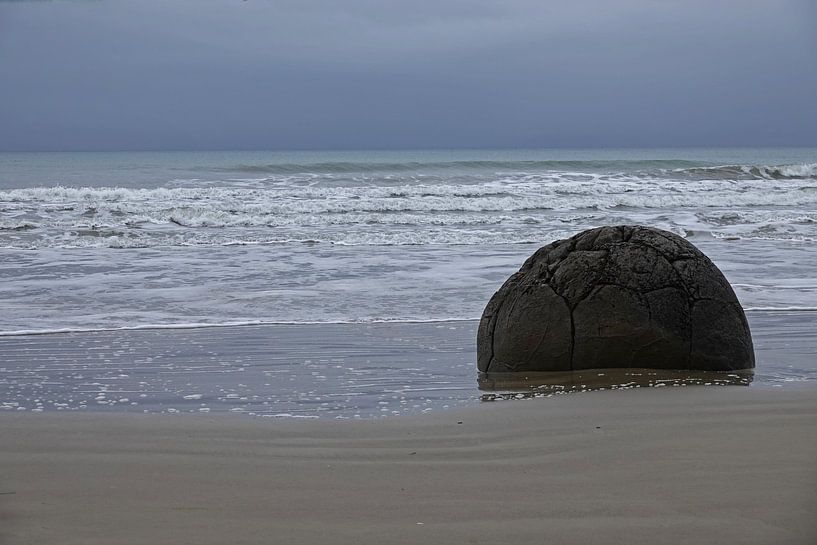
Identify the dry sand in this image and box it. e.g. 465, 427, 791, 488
2, 386, 816, 545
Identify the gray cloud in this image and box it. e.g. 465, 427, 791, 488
0, 0, 815, 150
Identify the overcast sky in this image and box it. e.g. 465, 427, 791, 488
1, 0, 815, 151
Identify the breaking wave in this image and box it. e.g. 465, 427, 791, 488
201, 159, 705, 174
3, 159, 817, 248
672, 163, 817, 180
4, 173, 817, 213
189, 160, 817, 182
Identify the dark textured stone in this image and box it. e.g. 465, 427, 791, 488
491, 283, 572, 372
477, 225, 755, 372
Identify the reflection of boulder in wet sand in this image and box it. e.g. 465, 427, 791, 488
477, 368, 754, 396
478, 225, 754, 373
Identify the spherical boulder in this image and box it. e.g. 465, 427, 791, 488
477, 225, 754, 373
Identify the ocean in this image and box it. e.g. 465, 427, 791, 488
1, 148, 816, 416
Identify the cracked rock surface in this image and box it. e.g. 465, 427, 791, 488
477, 225, 755, 373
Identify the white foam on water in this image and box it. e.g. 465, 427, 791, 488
0, 317, 481, 338
3, 171, 817, 248
744, 307, 817, 312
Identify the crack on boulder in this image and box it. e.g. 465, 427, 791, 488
686, 323, 694, 370
549, 249, 610, 308
671, 255, 699, 263
478, 272, 522, 372
617, 239, 675, 261
550, 289, 575, 370
641, 284, 687, 296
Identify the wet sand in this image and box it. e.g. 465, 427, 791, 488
2, 386, 816, 545
1, 311, 816, 418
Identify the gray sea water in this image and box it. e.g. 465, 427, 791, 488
1, 148, 816, 416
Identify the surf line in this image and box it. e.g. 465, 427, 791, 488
0, 317, 481, 337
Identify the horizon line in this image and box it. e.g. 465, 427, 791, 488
2, 144, 817, 154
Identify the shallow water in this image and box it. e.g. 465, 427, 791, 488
0, 312, 813, 418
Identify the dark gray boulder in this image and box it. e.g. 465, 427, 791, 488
478, 225, 754, 373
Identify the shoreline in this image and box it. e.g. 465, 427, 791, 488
2, 386, 816, 544
0, 307, 815, 339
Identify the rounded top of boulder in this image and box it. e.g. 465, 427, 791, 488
477, 225, 754, 373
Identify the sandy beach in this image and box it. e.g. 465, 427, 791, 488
2, 386, 815, 545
